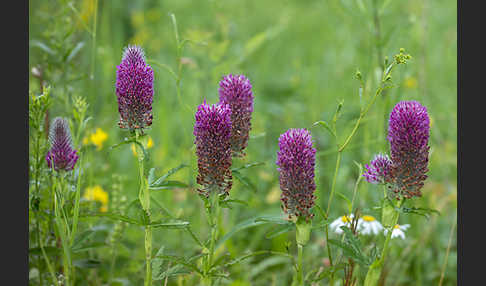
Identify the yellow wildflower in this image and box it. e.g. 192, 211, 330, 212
83, 185, 108, 212
147, 136, 154, 148
89, 128, 108, 150
404, 77, 418, 89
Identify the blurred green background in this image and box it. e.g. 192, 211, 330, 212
29, 0, 456, 285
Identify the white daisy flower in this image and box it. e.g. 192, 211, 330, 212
384, 224, 410, 239
359, 215, 383, 235
330, 214, 354, 234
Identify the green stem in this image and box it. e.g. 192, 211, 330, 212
39, 227, 59, 286
364, 200, 403, 286
203, 193, 220, 286
324, 151, 341, 286
135, 131, 152, 286
297, 244, 304, 286
54, 175, 72, 286
70, 155, 83, 246
145, 226, 153, 286
90, 0, 98, 80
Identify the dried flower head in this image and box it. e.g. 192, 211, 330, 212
387, 100, 430, 199
46, 117, 79, 172
218, 74, 254, 157
363, 154, 392, 184
193, 101, 233, 197
115, 45, 154, 131
276, 128, 316, 221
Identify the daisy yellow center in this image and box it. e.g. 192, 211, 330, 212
341, 216, 351, 223
394, 224, 400, 229
362, 215, 376, 222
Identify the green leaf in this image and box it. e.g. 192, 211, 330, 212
232, 162, 266, 172
219, 198, 248, 209
109, 137, 137, 150
66, 41, 85, 62
332, 99, 344, 124
153, 254, 202, 275
336, 191, 352, 212
216, 215, 284, 248
149, 180, 189, 190
71, 229, 96, 250
152, 246, 166, 279
154, 265, 190, 281
328, 227, 370, 266
148, 220, 190, 229
150, 164, 188, 187
72, 242, 107, 253
254, 216, 292, 225
73, 259, 101, 269
313, 121, 336, 138
29, 247, 59, 256
30, 40, 55, 55
249, 256, 290, 279
80, 211, 142, 225
232, 170, 257, 192
148, 168, 156, 185
400, 206, 441, 219
243, 32, 267, 58
220, 251, 292, 269
309, 264, 345, 282
150, 197, 175, 218
265, 224, 294, 239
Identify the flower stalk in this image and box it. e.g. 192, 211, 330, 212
134, 130, 153, 286
363, 198, 404, 286
202, 191, 221, 286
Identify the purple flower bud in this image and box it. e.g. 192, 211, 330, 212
116, 45, 154, 131
363, 154, 392, 184
276, 128, 316, 221
387, 101, 430, 199
193, 101, 233, 197
46, 117, 79, 172
218, 74, 254, 157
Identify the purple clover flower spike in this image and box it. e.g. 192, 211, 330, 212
116, 45, 154, 131
387, 100, 430, 199
46, 117, 79, 172
363, 154, 392, 184
276, 128, 317, 221
218, 74, 254, 157
193, 101, 233, 197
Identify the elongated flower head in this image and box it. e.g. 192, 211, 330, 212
46, 117, 79, 172
116, 45, 154, 131
276, 128, 316, 221
387, 101, 430, 199
218, 74, 254, 157
193, 101, 233, 197
363, 154, 392, 184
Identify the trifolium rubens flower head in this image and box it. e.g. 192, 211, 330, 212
46, 117, 79, 172
193, 101, 233, 198
276, 128, 316, 222
115, 45, 154, 131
